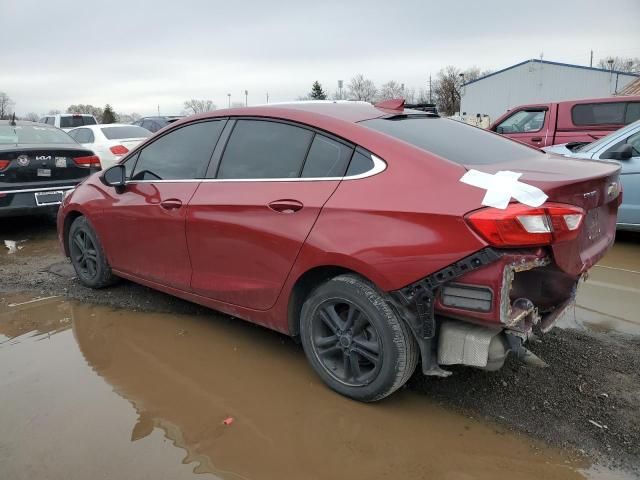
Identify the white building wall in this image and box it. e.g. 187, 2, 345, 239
460, 60, 638, 122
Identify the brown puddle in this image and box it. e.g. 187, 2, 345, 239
566, 238, 640, 337
1, 293, 627, 480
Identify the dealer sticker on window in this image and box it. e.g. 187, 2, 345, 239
55, 157, 67, 168
37, 168, 52, 177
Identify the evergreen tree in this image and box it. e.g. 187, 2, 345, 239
101, 104, 117, 124
309, 81, 327, 100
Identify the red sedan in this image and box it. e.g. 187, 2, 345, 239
57, 100, 621, 401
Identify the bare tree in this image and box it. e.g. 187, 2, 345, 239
347, 74, 377, 102
597, 56, 640, 73
24, 112, 39, 122
118, 112, 142, 123
433, 66, 464, 116
377, 80, 404, 101
66, 104, 103, 119
403, 87, 416, 104
47, 109, 61, 115
0, 92, 14, 120
416, 87, 431, 104
183, 99, 216, 115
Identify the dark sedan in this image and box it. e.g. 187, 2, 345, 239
132, 116, 184, 133
0, 120, 100, 218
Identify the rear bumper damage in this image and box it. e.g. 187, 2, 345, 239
389, 248, 579, 376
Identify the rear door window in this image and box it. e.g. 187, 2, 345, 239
301, 135, 353, 178
572, 102, 626, 126
131, 120, 224, 181
362, 117, 542, 165
217, 120, 313, 179
496, 109, 546, 133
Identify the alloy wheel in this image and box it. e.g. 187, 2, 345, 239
310, 299, 382, 387
70, 229, 98, 279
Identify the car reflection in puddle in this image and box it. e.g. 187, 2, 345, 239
2, 294, 621, 480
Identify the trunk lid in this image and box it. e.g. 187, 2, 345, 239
0, 144, 99, 190
467, 155, 621, 276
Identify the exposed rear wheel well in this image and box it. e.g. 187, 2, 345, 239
62, 211, 83, 257
288, 266, 370, 338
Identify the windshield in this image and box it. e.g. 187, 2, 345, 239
361, 117, 543, 165
577, 119, 640, 153
0, 125, 76, 145
101, 125, 151, 140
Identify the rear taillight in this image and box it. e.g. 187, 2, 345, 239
73, 155, 101, 167
465, 202, 585, 247
109, 145, 129, 155
0, 160, 10, 170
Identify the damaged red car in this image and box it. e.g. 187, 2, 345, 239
57, 100, 621, 402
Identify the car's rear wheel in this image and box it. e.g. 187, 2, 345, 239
68, 216, 117, 288
300, 274, 418, 402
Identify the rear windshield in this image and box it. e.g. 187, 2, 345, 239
101, 125, 151, 140
361, 117, 542, 165
0, 125, 76, 144
60, 115, 97, 128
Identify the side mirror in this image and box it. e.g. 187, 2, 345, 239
496, 126, 504, 134
101, 164, 126, 193
603, 144, 633, 160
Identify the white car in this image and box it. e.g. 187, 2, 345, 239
544, 120, 640, 231
67, 124, 152, 169
39, 113, 98, 131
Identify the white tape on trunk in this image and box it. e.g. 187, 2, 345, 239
460, 170, 548, 210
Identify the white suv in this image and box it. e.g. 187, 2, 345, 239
39, 114, 98, 131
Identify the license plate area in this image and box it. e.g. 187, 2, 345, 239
34, 190, 64, 206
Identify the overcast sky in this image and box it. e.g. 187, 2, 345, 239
1, 0, 639, 116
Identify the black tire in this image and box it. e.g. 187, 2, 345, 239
68, 216, 117, 288
300, 274, 418, 402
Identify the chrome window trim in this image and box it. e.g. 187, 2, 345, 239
0, 185, 76, 194
125, 154, 386, 184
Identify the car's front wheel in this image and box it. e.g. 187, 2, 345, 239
300, 274, 418, 402
68, 216, 117, 288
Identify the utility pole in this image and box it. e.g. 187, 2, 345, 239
338, 80, 343, 100
429, 75, 432, 104
266, 92, 269, 104
227, 93, 231, 108
157, 104, 160, 115
244, 90, 248, 107
590, 50, 593, 68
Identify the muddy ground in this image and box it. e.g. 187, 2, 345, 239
1, 216, 639, 478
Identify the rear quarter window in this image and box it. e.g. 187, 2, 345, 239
571, 102, 627, 126
361, 117, 542, 165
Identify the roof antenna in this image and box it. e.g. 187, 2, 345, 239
9, 113, 16, 126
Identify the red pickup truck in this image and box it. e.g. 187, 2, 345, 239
490, 96, 640, 148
